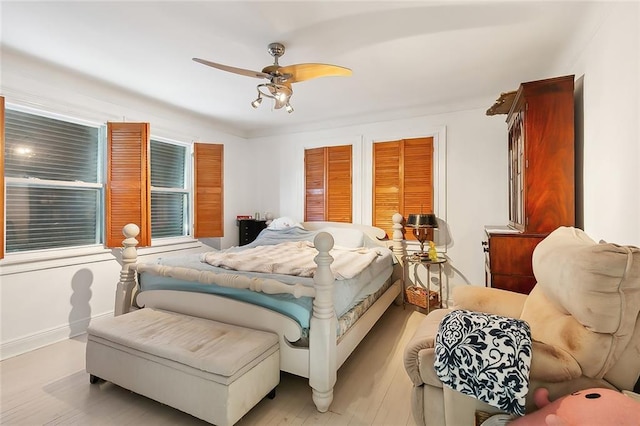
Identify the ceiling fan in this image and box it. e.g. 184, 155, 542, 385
193, 42, 352, 113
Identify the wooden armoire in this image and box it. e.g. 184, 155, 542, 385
484, 75, 575, 294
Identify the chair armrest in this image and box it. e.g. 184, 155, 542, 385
530, 340, 582, 382
404, 309, 451, 386
452, 285, 528, 318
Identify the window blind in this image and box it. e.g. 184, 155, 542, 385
151, 140, 185, 188
150, 140, 188, 238
4, 108, 102, 253
150, 192, 187, 238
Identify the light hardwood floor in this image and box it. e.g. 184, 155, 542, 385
1, 304, 427, 425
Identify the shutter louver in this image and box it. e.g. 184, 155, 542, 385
194, 143, 223, 238
106, 122, 151, 248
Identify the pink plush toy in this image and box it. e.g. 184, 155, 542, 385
510, 387, 640, 425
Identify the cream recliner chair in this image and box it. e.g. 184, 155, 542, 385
404, 227, 640, 425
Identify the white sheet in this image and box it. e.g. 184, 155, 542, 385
200, 241, 383, 280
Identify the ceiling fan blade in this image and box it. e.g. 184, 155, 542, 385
192, 58, 270, 79
279, 63, 352, 83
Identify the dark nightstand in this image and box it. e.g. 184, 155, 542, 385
237, 219, 267, 246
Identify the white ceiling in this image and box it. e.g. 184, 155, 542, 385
1, 1, 609, 138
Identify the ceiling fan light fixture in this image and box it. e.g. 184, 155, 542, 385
276, 91, 288, 103
251, 95, 262, 109
256, 82, 294, 112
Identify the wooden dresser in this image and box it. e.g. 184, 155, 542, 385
485, 75, 575, 294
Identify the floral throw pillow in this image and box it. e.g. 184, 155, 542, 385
434, 309, 532, 416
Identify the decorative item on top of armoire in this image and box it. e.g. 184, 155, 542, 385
483, 75, 575, 294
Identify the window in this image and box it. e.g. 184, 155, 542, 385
304, 145, 352, 222
4, 107, 103, 253
106, 125, 223, 246
150, 139, 189, 238
1, 106, 223, 257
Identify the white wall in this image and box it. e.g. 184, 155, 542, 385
563, 2, 639, 245
538, 1, 639, 245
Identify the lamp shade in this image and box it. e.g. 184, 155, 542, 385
406, 213, 438, 228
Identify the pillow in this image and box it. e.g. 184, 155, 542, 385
321, 227, 365, 248
266, 216, 302, 230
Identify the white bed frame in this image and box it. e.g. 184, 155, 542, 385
114, 214, 406, 413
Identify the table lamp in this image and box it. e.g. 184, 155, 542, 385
406, 213, 438, 257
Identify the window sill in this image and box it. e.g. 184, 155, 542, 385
138, 237, 205, 257
0, 245, 114, 276
0, 237, 206, 276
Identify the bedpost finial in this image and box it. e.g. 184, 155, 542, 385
123, 223, 140, 238
392, 212, 403, 225
314, 232, 334, 253
391, 212, 405, 258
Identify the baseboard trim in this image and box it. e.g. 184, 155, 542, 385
0, 311, 113, 361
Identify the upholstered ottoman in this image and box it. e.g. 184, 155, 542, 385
86, 308, 279, 426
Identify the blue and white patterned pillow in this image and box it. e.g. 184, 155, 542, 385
434, 309, 532, 416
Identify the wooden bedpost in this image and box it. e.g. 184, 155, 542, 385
114, 223, 140, 316
309, 231, 337, 413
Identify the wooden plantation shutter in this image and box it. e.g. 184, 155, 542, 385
194, 143, 224, 238
404, 137, 434, 221
0, 97, 4, 259
305, 147, 325, 221
373, 140, 402, 238
373, 137, 434, 239
304, 145, 352, 222
326, 145, 352, 222
106, 122, 151, 248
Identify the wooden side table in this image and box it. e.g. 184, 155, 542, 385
403, 254, 447, 313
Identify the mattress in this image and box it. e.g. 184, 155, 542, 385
137, 227, 395, 333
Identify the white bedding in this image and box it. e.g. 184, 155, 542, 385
137, 227, 395, 326
200, 241, 383, 280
